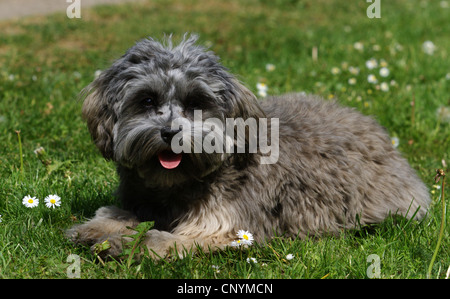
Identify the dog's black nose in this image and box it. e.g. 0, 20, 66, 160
160, 127, 181, 144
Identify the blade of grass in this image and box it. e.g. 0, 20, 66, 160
427, 169, 446, 279
15, 130, 24, 180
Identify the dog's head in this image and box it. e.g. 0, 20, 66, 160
82, 34, 265, 187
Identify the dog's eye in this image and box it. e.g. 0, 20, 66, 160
185, 96, 209, 110
142, 98, 155, 108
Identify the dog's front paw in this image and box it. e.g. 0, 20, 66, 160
67, 206, 140, 258
143, 230, 198, 259
66, 222, 102, 246
90, 234, 131, 259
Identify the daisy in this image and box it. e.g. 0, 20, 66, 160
44, 194, 61, 208
436, 106, 450, 123
94, 69, 102, 79
265, 63, 276, 72
348, 66, 360, 75
379, 59, 388, 68
22, 195, 39, 208
246, 257, 258, 264
391, 137, 399, 148
432, 184, 441, 190
367, 74, 378, 84
0, 214, 2, 223
73, 71, 82, 79
237, 230, 254, 245
380, 82, 389, 92
331, 67, 341, 75
379, 67, 390, 77
256, 82, 268, 98
422, 41, 436, 55
230, 240, 242, 247
348, 78, 357, 85
365, 58, 378, 70
286, 254, 294, 260
353, 42, 364, 51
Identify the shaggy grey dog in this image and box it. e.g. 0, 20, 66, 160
68, 34, 430, 258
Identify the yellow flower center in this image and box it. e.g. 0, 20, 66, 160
28, 199, 34, 204
243, 234, 249, 240
50, 199, 56, 204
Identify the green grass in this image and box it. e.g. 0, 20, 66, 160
0, 0, 449, 279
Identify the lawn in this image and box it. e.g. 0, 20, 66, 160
0, 0, 449, 279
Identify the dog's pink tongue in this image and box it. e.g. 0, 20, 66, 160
158, 151, 182, 169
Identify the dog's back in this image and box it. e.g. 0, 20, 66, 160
258, 93, 430, 237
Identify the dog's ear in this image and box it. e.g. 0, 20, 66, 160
81, 84, 116, 160
225, 78, 266, 120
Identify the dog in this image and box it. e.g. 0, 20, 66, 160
67, 34, 430, 259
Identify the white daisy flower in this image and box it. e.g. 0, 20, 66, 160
353, 42, 364, 51
331, 67, 341, 75
380, 82, 389, 92
286, 254, 294, 260
44, 194, 61, 208
73, 71, 82, 79
230, 240, 242, 247
365, 58, 378, 70
348, 78, 357, 85
422, 41, 436, 55
237, 230, 254, 245
256, 82, 268, 98
22, 195, 39, 208
0, 214, 2, 223
379, 59, 388, 68
367, 74, 378, 84
265, 64, 276, 72
436, 106, 450, 123
94, 69, 102, 79
348, 66, 360, 75
246, 257, 258, 264
391, 137, 399, 148
379, 67, 390, 77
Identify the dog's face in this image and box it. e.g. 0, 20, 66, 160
82, 35, 265, 188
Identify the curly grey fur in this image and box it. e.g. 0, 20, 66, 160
68, 34, 430, 258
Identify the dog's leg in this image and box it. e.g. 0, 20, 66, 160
68, 205, 236, 259
143, 229, 234, 259
67, 206, 139, 257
